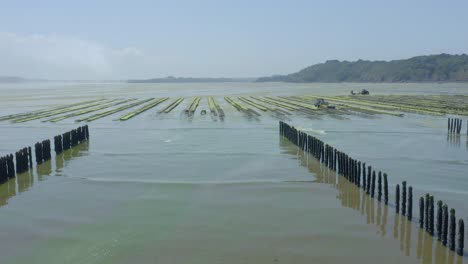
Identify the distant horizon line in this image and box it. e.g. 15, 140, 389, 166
2, 78, 468, 84
0, 76, 257, 82
2, 53, 468, 83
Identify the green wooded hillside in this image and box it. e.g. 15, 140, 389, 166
256, 54, 468, 82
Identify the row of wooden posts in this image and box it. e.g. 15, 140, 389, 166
0, 125, 89, 184
447, 118, 464, 134
395, 180, 464, 256
279, 121, 389, 204
54, 125, 89, 154
417, 194, 464, 255
279, 121, 464, 256
0, 155, 15, 183
34, 140, 51, 165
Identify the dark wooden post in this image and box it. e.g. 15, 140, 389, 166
437, 200, 443, 241
457, 219, 464, 256
35, 142, 43, 164
402, 181, 407, 216
7, 154, 15, 179
377, 172, 382, 202
449, 209, 456, 251
425, 193, 430, 231
396, 184, 400, 213
42, 140, 51, 161
0, 157, 6, 183
383, 173, 388, 205
28, 146, 32, 168
362, 163, 366, 190
407, 186, 412, 220
366, 166, 371, 194
442, 204, 449, 246
357, 161, 361, 186
333, 149, 337, 170
419, 197, 424, 228
429, 195, 434, 236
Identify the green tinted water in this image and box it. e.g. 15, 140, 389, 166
0, 82, 467, 263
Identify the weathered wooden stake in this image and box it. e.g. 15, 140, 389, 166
357, 161, 361, 186
371, 171, 376, 198
35, 142, 43, 164
333, 149, 337, 170
396, 184, 400, 213
449, 208, 456, 251
424, 193, 430, 232
437, 200, 443, 241
7, 154, 15, 178
54, 135, 63, 154
0, 157, 6, 183
366, 166, 371, 194
407, 186, 412, 220
429, 196, 434, 236
419, 197, 424, 228
377, 172, 382, 202
402, 181, 407, 216
457, 219, 464, 256
383, 173, 388, 205
442, 204, 449, 246
28, 146, 32, 168
362, 163, 366, 190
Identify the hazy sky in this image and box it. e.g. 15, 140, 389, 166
0, 0, 467, 79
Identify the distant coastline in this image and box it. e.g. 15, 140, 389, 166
0, 76, 42, 83
127, 76, 254, 83
0, 76, 254, 84
0, 77, 123, 84
256, 54, 468, 83
3, 54, 468, 84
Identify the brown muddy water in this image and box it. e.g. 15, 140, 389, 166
0, 82, 467, 264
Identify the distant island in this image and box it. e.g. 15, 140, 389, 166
0, 76, 253, 84
0, 76, 34, 83
128, 76, 254, 83
256, 54, 468, 83
0, 76, 122, 83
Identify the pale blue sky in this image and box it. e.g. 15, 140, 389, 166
0, 0, 467, 79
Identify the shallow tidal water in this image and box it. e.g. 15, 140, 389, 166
0, 82, 467, 264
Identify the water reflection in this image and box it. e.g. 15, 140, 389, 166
381, 203, 388, 237
56, 140, 89, 174
394, 213, 399, 239
280, 138, 465, 264
0, 141, 89, 207
17, 170, 34, 193
55, 150, 64, 174
406, 218, 412, 256
37, 160, 52, 181
422, 230, 433, 263
280, 137, 390, 235
447, 134, 461, 147
0, 176, 16, 206
418, 229, 424, 259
